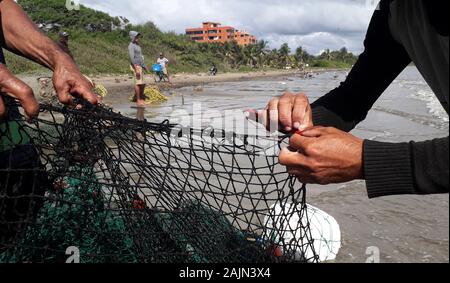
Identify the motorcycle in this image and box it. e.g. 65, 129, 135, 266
209, 65, 218, 76
152, 64, 169, 82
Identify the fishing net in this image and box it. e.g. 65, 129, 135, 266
0, 101, 319, 263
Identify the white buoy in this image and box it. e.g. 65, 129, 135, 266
264, 202, 341, 262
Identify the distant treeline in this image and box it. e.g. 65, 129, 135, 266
5, 0, 358, 75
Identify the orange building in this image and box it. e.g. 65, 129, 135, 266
186, 22, 257, 46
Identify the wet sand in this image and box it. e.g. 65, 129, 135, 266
20, 67, 449, 263
105, 67, 447, 263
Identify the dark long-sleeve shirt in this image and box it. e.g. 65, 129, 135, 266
311, 0, 449, 198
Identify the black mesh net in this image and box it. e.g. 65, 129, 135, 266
0, 101, 319, 263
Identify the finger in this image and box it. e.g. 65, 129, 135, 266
246, 109, 269, 130
291, 94, 310, 131
287, 166, 312, 176
300, 126, 329, 138
55, 83, 74, 106
244, 108, 260, 122
267, 98, 280, 132
297, 175, 318, 185
278, 147, 310, 167
302, 103, 313, 130
289, 134, 313, 151
287, 168, 318, 184
0, 96, 5, 117
0, 65, 39, 119
278, 93, 295, 132
72, 84, 98, 105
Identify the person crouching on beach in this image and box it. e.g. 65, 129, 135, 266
128, 31, 147, 106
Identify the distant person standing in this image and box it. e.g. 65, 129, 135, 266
157, 53, 170, 83
129, 31, 146, 106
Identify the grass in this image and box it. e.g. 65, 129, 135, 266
6, 0, 356, 76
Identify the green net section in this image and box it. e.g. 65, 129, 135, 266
0, 102, 319, 263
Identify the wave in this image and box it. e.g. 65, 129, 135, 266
412, 89, 449, 124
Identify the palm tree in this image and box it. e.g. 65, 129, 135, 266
255, 40, 269, 67
294, 46, 311, 67
278, 43, 291, 68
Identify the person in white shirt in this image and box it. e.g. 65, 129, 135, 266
156, 53, 170, 82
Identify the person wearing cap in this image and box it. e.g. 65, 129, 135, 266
157, 52, 170, 83
57, 31, 74, 60
128, 31, 146, 106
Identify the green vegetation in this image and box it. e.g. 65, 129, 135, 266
6, 0, 358, 75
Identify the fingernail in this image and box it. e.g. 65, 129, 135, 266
285, 127, 292, 132
293, 122, 301, 129
299, 124, 308, 131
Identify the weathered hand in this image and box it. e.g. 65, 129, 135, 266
246, 92, 313, 133
52, 57, 98, 106
0, 63, 39, 119
279, 127, 364, 185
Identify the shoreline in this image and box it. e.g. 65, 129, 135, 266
17, 67, 346, 96
95, 67, 344, 92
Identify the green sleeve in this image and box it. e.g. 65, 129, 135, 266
0, 121, 31, 153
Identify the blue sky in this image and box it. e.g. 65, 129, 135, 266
81, 0, 377, 55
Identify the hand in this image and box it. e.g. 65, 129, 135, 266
246, 92, 313, 133
52, 57, 99, 106
279, 127, 364, 185
0, 63, 39, 119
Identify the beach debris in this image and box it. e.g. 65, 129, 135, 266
129, 85, 168, 104
144, 86, 168, 103
264, 202, 341, 263
37, 77, 58, 105
93, 84, 108, 98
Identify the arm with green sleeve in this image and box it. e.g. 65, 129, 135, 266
310, 1, 449, 198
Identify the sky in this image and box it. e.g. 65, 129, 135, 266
81, 0, 378, 55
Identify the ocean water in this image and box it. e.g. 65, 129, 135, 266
128, 67, 449, 263
133, 67, 448, 138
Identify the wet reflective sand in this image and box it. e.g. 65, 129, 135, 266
105, 67, 449, 263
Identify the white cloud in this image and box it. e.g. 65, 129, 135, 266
81, 0, 376, 54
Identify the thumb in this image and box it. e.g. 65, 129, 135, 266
299, 126, 327, 138
0, 64, 39, 119
245, 108, 266, 125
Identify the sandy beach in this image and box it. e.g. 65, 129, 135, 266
19, 68, 329, 100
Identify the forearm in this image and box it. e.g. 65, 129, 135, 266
0, 0, 70, 70
364, 137, 449, 198
311, 0, 411, 132
312, 105, 358, 132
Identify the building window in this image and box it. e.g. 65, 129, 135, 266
187, 30, 204, 35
